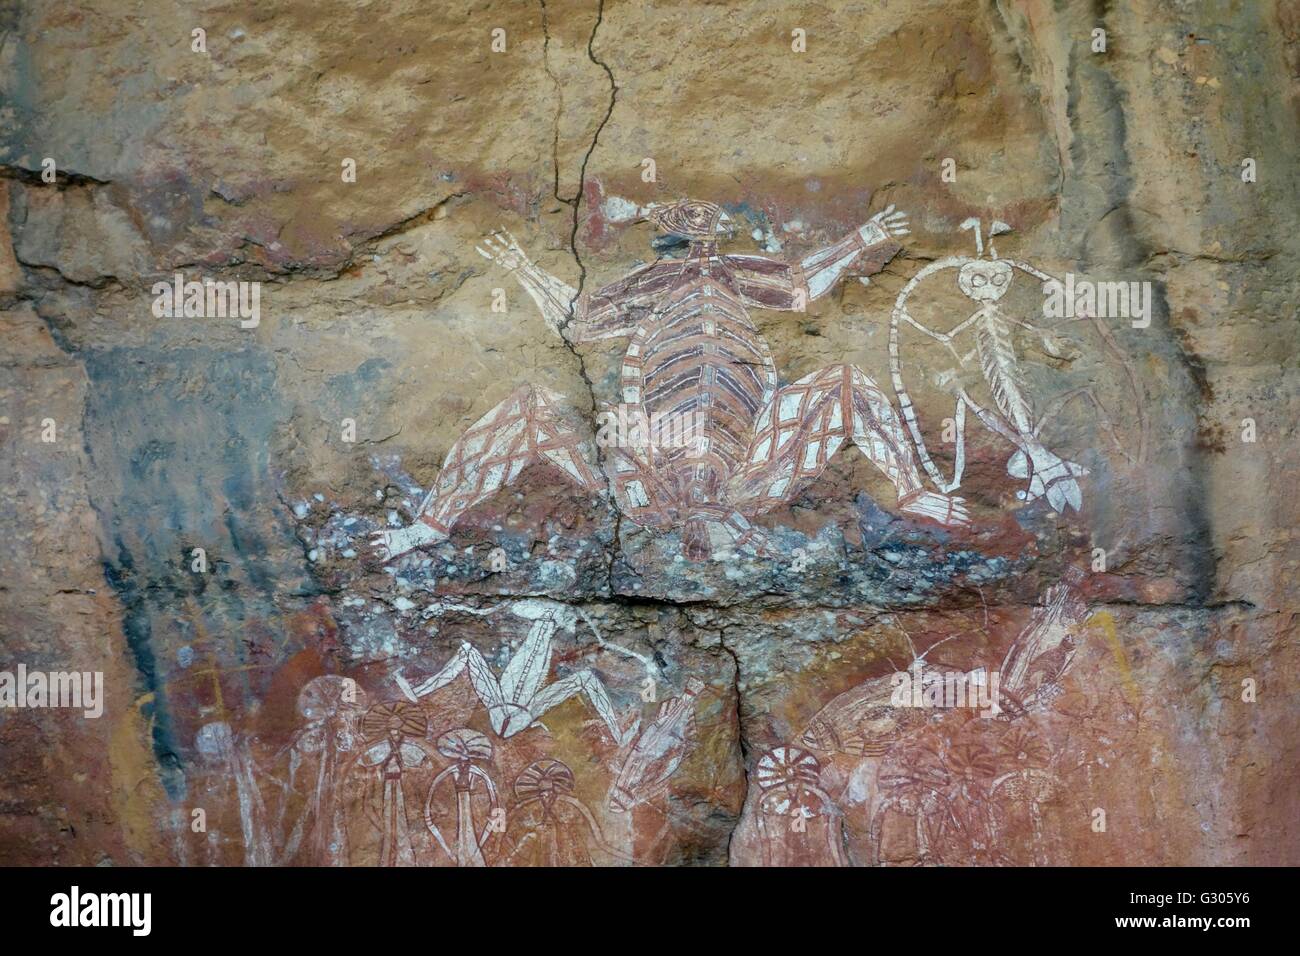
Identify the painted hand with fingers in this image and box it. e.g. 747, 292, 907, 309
476, 228, 578, 332
858, 204, 910, 246
475, 229, 531, 272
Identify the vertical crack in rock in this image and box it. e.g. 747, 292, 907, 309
714, 623, 750, 862
538, 0, 624, 597
538, 0, 566, 206
567, 0, 618, 300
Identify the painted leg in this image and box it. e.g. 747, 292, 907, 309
394, 641, 506, 719
528, 671, 626, 745
371, 384, 604, 560
720, 509, 773, 556
729, 364, 968, 527
491, 616, 559, 737
602, 440, 676, 529
454, 783, 486, 867
956, 389, 1087, 513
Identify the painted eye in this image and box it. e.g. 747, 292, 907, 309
993, 274, 1007, 285
972, 274, 987, 286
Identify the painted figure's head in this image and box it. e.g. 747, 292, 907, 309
642, 199, 734, 239
361, 700, 427, 745
436, 727, 493, 763
958, 258, 1013, 301
515, 758, 575, 810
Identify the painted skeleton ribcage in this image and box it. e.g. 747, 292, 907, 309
390, 236, 972, 559
975, 310, 1034, 435
620, 270, 777, 488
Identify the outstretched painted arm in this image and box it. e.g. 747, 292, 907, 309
799, 205, 910, 300
727, 206, 910, 310
477, 230, 655, 342
476, 231, 580, 332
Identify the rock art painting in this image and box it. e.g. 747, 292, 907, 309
889, 219, 1146, 512
373, 200, 967, 566
1, 0, 1295, 879
139, 599, 733, 867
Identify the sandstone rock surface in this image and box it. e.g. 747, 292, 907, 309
0, 0, 1296, 866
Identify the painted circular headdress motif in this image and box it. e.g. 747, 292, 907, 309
298, 674, 366, 720
436, 727, 493, 761
361, 700, 427, 742
755, 746, 821, 792
514, 758, 576, 801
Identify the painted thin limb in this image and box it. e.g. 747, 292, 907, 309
956, 388, 1087, 512
476, 230, 579, 333
799, 205, 910, 300
1082, 311, 1149, 466
895, 305, 977, 365
478, 229, 661, 341
423, 768, 456, 861
725, 207, 909, 310
888, 262, 989, 492
563, 262, 672, 342
529, 670, 625, 744
395, 642, 505, 713
564, 796, 637, 864
574, 606, 658, 678
472, 767, 501, 848
1033, 385, 1132, 464
955, 387, 1025, 447
729, 364, 968, 526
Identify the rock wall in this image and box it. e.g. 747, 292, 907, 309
0, 0, 1296, 865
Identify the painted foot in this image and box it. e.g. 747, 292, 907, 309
370, 522, 444, 561
682, 518, 712, 561
736, 527, 772, 558
900, 490, 970, 527
1009, 449, 1088, 513
725, 512, 772, 558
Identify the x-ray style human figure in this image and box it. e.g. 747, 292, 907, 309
796, 575, 1091, 862
753, 746, 847, 867
599, 677, 707, 864
424, 729, 500, 867
356, 700, 434, 867
503, 759, 630, 866
995, 568, 1088, 717
608, 677, 704, 813
194, 721, 275, 867
372, 199, 968, 564
279, 675, 367, 866
392, 602, 626, 744
889, 219, 1092, 513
